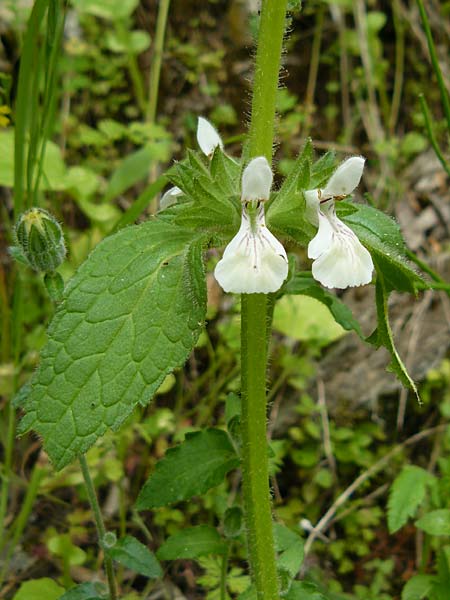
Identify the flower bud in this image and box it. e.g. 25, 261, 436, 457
14, 208, 66, 272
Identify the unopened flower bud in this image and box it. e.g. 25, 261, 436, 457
14, 208, 66, 272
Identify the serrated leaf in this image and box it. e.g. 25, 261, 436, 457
107, 535, 162, 578
59, 582, 107, 600
274, 523, 304, 578
136, 428, 239, 509
157, 525, 227, 560
368, 270, 419, 401
19, 221, 206, 469
401, 575, 435, 600
266, 140, 315, 245
416, 510, 450, 536
281, 271, 363, 337
338, 202, 427, 294
388, 466, 435, 533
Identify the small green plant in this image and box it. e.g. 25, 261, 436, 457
3, 1, 449, 598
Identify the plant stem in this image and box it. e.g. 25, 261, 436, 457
146, 0, 170, 124
78, 455, 118, 600
419, 93, 450, 176
416, 0, 450, 133
240, 4, 287, 597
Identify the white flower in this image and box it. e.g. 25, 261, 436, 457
160, 185, 182, 210
214, 157, 288, 294
306, 157, 373, 289
196, 116, 223, 157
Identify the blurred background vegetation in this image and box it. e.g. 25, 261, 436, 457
1, 0, 450, 598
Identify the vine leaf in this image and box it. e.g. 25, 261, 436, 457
136, 428, 239, 509
18, 220, 207, 470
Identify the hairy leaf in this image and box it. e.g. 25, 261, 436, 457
368, 270, 419, 400
136, 428, 239, 509
157, 525, 227, 560
19, 221, 206, 469
388, 466, 435, 533
107, 535, 162, 578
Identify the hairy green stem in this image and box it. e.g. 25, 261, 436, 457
146, 0, 170, 123
79, 455, 118, 600
240, 2, 287, 597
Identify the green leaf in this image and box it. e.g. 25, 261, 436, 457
368, 270, 419, 401
0, 129, 67, 191
107, 535, 162, 578
273, 295, 345, 345
338, 202, 427, 294
19, 221, 206, 469
157, 525, 228, 560
71, 0, 140, 20
136, 428, 239, 509
281, 271, 363, 337
274, 523, 305, 579
388, 466, 435, 533
102, 145, 154, 203
12, 578, 64, 600
401, 575, 435, 600
59, 582, 108, 600
285, 581, 328, 600
416, 510, 450, 536
266, 140, 315, 245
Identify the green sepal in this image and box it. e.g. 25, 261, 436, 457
160, 149, 240, 236
266, 139, 315, 245
367, 268, 420, 401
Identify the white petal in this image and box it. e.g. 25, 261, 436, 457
321, 156, 365, 199
304, 189, 320, 226
241, 156, 273, 202
160, 186, 182, 210
214, 207, 288, 294
308, 205, 373, 289
308, 210, 334, 259
196, 117, 223, 156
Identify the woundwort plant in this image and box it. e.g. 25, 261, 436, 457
9, 0, 437, 598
